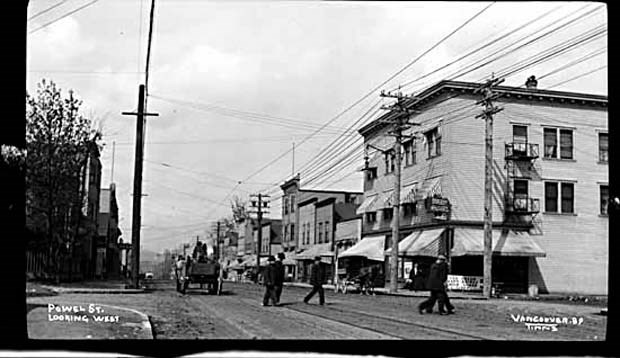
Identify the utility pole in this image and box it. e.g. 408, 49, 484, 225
111, 141, 115, 183
475, 76, 504, 298
250, 193, 270, 283
292, 142, 295, 177
380, 88, 418, 293
122, 85, 158, 289
216, 221, 221, 261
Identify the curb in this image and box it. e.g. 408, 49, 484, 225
97, 303, 153, 339
40, 285, 146, 294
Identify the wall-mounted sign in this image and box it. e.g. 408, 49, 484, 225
447, 275, 483, 291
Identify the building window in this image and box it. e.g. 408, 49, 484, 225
514, 179, 529, 210
513, 125, 528, 155
600, 185, 609, 215
306, 224, 310, 244
318, 223, 323, 243
404, 139, 417, 166
545, 182, 558, 213
599, 133, 608, 163
284, 197, 289, 215
301, 224, 306, 244
544, 127, 573, 159
290, 223, 295, 242
284, 225, 288, 242
383, 208, 393, 221
385, 150, 395, 174
403, 202, 417, 216
290, 195, 296, 213
366, 168, 377, 180
365, 212, 376, 223
545, 181, 574, 214
324, 221, 330, 243
426, 127, 441, 158
560, 129, 573, 159
561, 182, 574, 213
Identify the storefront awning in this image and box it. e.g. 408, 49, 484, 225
279, 252, 297, 265
414, 177, 442, 201
384, 228, 445, 257
451, 228, 546, 257
294, 243, 334, 262
356, 194, 379, 215
339, 235, 385, 262
383, 190, 394, 208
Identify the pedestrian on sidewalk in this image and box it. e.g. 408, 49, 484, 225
274, 252, 286, 304
262, 256, 278, 307
418, 254, 455, 315
175, 256, 186, 293
303, 256, 326, 305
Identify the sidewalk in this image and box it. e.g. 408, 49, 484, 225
27, 280, 146, 295
27, 300, 153, 339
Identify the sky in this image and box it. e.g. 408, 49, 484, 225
26, 1, 607, 253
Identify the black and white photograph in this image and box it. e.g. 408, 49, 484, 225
14, 0, 611, 349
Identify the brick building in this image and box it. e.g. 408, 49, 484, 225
357, 79, 607, 294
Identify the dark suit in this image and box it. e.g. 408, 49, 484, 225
274, 260, 285, 303
263, 263, 278, 306
418, 261, 454, 313
303, 262, 325, 304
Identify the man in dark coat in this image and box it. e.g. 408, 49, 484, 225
418, 255, 455, 315
303, 256, 326, 305
262, 256, 278, 306
274, 252, 286, 304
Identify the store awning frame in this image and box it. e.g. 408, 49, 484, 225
356, 194, 379, 215
384, 228, 446, 257
451, 228, 546, 257
294, 243, 334, 263
339, 235, 385, 262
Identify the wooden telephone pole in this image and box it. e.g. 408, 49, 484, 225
380, 88, 418, 293
475, 76, 504, 298
250, 193, 270, 283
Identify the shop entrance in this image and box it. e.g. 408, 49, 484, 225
450, 255, 529, 293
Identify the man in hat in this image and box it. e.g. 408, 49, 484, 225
262, 256, 278, 306
418, 254, 455, 315
274, 252, 286, 304
303, 256, 326, 305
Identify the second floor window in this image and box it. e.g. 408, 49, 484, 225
290, 195, 296, 213
290, 224, 295, 242
385, 150, 395, 174
365, 212, 377, 223
600, 185, 609, 215
306, 224, 311, 244
544, 181, 574, 214
284, 197, 289, 215
404, 139, 417, 166
284, 225, 288, 242
383, 208, 394, 221
403, 202, 417, 216
426, 127, 441, 158
324, 221, 330, 243
301, 223, 306, 244
599, 133, 608, 163
318, 223, 323, 243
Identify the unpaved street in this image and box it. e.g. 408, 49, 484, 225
27, 280, 606, 340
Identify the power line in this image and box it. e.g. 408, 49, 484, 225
28, 0, 72, 21
28, 0, 102, 35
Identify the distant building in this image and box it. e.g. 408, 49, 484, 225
96, 183, 122, 279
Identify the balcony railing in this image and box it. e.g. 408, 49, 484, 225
505, 196, 540, 215
505, 142, 539, 161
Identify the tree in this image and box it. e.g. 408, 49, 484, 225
230, 195, 249, 223
26, 79, 101, 281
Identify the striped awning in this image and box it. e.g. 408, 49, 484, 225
383, 190, 394, 208
295, 243, 334, 263
451, 228, 546, 257
400, 183, 418, 203
384, 228, 445, 257
339, 235, 385, 262
414, 177, 442, 200
356, 194, 379, 215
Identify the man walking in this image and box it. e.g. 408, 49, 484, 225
303, 256, 325, 305
418, 254, 455, 315
262, 256, 278, 307
274, 252, 286, 304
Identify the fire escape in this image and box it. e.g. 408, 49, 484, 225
504, 141, 540, 221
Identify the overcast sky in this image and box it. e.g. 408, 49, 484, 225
26, 1, 607, 253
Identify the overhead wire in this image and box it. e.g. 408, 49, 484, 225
28, 0, 102, 34
28, 0, 72, 21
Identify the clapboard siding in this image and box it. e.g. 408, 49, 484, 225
360, 89, 608, 294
